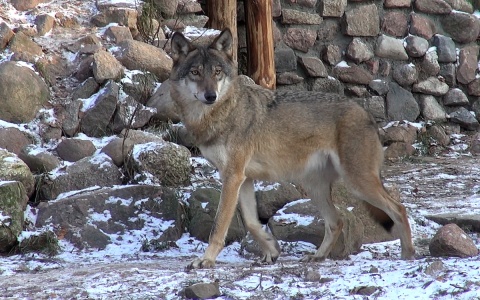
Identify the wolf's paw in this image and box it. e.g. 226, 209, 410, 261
299, 254, 326, 263
185, 257, 215, 270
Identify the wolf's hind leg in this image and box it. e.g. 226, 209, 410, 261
239, 178, 281, 264
300, 175, 343, 262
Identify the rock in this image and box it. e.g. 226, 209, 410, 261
444, 0, 474, 13
8, 32, 43, 58
0, 149, 35, 197
385, 142, 416, 159
381, 124, 418, 145
35, 14, 55, 36
346, 38, 374, 64
72, 78, 100, 101
62, 100, 82, 137
103, 26, 133, 43
298, 56, 327, 77
256, 182, 303, 222
375, 35, 408, 61
146, 80, 181, 123
115, 39, 172, 81
156, 0, 178, 18
433, 35, 456, 63
18, 230, 59, 256
0, 61, 50, 123
418, 49, 440, 79
274, 47, 297, 73
309, 77, 344, 94
276, 72, 304, 85
92, 50, 124, 83
457, 45, 479, 85
322, 0, 347, 17
283, 28, 317, 52
393, 63, 418, 87
0, 127, 33, 155
419, 95, 447, 122
468, 78, 480, 97
404, 35, 429, 58
368, 80, 389, 96
121, 72, 156, 103
426, 213, 480, 232
441, 10, 480, 44
427, 125, 451, 146
36, 185, 183, 249
448, 107, 480, 131
100, 137, 134, 167
424, 260, 445, 277
10, 0, 46, 11
333, 63, 373, 85
80, 80, 119, 137
386, 82, 420, 122
409, 13, 437, 39
128, 142, 191, 187
322, 44, 342, 66
187, 188, 245, 245
415, 0, 452, 14
443, 88, 469, 106
0, 181, 28, 252
0, 22, 14, 49
18, 145, 61, 173
281, 9, 323, 25
364, 96, 387, 121
381, 11, 408, 37
119, 129, 164, 145
429, 223, 478, 258
412, 77, 449, 96
268, 198, 364, 259
345, 4, 379, 36
317, 19, 340, 42
177, 0, 202, 14
56, 138, 96, 162
384, 0, 412, 8
110, 96, 155, 133
440, 63, 456, 87
39, 153, 123, 200
184, 282, 221, 299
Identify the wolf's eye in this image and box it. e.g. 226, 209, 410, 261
191, 70, 199, 75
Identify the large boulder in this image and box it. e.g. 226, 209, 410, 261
0, 149, 35, 197
128, 141, 191, 187
0, 61, 50, 123
0, 181, 28, 252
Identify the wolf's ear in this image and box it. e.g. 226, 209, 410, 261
170, 32, 193, 63
210, 28, 233, 59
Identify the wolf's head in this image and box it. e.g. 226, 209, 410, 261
169, 29, 237, 105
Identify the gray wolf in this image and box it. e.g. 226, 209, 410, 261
169, 29, 415, 269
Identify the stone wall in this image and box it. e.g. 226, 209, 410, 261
232, 0, 480, 131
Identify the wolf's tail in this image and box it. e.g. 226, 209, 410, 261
364, 203, 394, 232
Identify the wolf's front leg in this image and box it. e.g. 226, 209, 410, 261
187, 171, 246, 270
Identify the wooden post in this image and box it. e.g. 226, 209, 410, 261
244, 0, 276, 89
206, 0, 238, 62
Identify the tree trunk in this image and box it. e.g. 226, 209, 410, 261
206, 0, 238, 63
244, 0, 276, 89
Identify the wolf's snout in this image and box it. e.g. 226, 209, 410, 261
205, 91, 217, 103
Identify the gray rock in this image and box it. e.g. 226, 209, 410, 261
110, 96, 155, 133
281, 9, 323, 25
346, 38, 374, 63
268, 198, 364, 259
443, 88, 469, 106
381, 11, 408, 37
375, 35, 408, 61
0, 61, 50, 123
92, 50, 124, 83
184, 282, 221, 299
409, 13, 437, 40
368, 80, 389, 96
333, 63, 373, 85
468, 78, 480, 97
187, 188, 245, 245
364, 96, 387, 121
439, 63, 456, 87
415, 0, 452, 14
157, 0, 178, 18
277, 72, 304, 85
345, 4, 379, 36
433, 35, 456, 63
116, 39, 172, 81
386, 82, 420, 121
0, 127, 33, 155
404, 35, 429, 58
418, 50, 440, 79
283, 28, 317, 52
412, 77, 449, 96
18, 145, 61, 173
80, 80, 119, 137
419, 95, 447, 122
256, 182, 303, 221
298, 56, 327, 77
457, 45, 479, 85
384, 0, 412, 8
100, 137, 134, 167
322, 0, 347, 17
62, 100, 82, 137
429, 223, 478, 258
0, 181, 28, 252
119, 129, 164, 145
426, 213, 480, 232
103, 26, 133, 43
322, 44, 342, 66
444, 0, 474, 13
72, 78, 100, 101
0, 149, 35, 197
393, 63, 418, 87
448, 107, 480, 131
309, 77, 344, 94
275, 47, 297, 73
56, 138, 96, 162
128, 141, 191, 187
39, 153, 123, 200
441, 10, 480, 44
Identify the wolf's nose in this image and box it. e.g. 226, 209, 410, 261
205, 92, 217, 103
